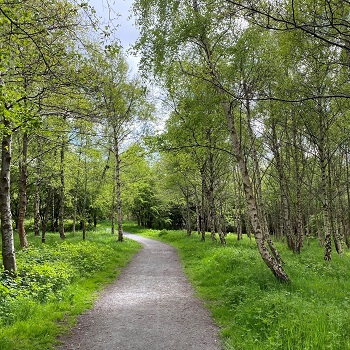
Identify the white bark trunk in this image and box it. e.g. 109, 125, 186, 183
1, 131, 16, 271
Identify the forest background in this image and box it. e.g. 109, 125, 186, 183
2, 0, 350, 349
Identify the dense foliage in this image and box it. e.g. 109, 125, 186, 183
130, 0, 350, 280
0, 225, 141, 350
0, 0, 152, 271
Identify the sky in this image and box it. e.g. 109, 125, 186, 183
88, 0, 140, 72
87, 0, 168, 130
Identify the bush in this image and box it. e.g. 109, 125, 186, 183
158, 229, 168, 237
0, 236, 121, 326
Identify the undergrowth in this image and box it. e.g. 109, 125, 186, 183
0, 223, 141, 350
124, 222, 350, 350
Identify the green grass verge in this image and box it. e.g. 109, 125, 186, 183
123, 223, 350, 350
0, 222, 142, 350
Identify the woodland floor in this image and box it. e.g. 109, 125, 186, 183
57, 233, 221, 350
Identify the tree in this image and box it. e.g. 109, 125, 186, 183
159, 78, 232, 243
84, 44, 153, 241
0, 0, 97, 269
226, 0, 350, 56
121, 144, 160, 228
133, 0, 290, 281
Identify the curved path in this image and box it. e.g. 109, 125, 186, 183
57, 233, 221, 350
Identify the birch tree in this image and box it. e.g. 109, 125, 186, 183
84, 44, 152, 241
0, 0, 96, 270
134, 0, 290, 281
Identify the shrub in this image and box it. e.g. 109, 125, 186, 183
0, 236, 119, 325
158, 229, 168, 237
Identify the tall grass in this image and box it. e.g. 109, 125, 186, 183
123, 223, 350, 350
0, 222, 141, 350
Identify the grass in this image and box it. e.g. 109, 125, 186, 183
0, 221, 142, 350
123, 223, 350, 350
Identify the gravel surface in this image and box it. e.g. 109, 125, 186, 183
57, 233, 221, 350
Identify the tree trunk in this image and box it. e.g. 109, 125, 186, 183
82, 220, 86, 240
41, 187, 53, 244
185, 191, 192, 236
136, 214, 141, 227
73, 152, 82, 234
34, 176, 40, 236
319, 128, 332, 260
223, 102, 290, 282
345, 147, 350, 248
82, 155, 88, 241
292, 115, 304, 253
233, 166, 243, 241
244, 89, 284, 265
59, 140, 66, 239
72, 193, 77, 234
94, 210, 97, 229
270, 120, 294, 250
200, 176, 206, 242
195, 201, 201, 235
41, 220, 47, 243
208, 152, 217, 242
1, 130, 16, 271
111, 165, 116, 234
321, 156, 331, 260
113, 127, 123, 242
17, 132, 29, 248
34, 144, 42, 237
237, 215, 243, 240
208, 186, 217, 242
217, 211, 226, 245
51, 194, 56, 232
295, 190, 304, 253
328, 154, 342, 255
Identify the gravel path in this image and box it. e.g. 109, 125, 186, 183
57, 233, 221, 350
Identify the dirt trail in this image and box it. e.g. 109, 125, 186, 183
57, 233, 221, 350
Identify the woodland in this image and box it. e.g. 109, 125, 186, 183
1, 0, 350, 282
2, 0, 350, 349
